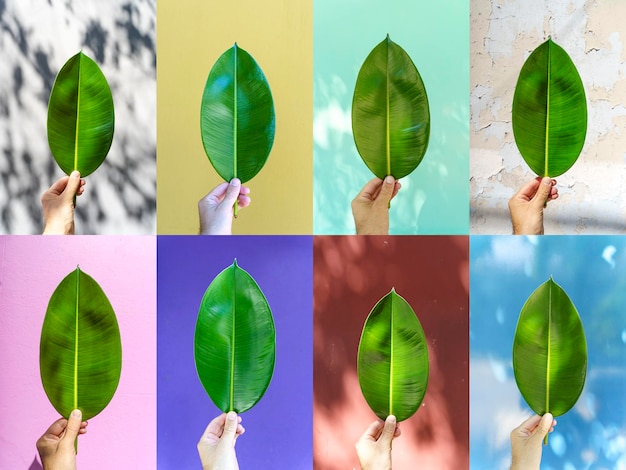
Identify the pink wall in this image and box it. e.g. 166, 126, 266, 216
0, 236, 156, 470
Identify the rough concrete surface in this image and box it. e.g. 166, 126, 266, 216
471, 0, 626, 234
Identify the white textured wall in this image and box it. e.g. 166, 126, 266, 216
0, 0, 155, 234
471, 0, 626, 234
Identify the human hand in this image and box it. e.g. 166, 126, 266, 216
198, 411, 245, 470
41, 171, 86, 235
351, 176, 401, 235
355, 415, 401, 470
508, 177, 558, 235
510, 413, 556, 470
198, 179, 251, 235
36, 409, 88, 470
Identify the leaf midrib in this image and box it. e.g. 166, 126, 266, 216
233, 46, 238, 180
74, 54, 82, 172
545, 280, 552, 414
385, 38, 391, 176
230, 263, 237, 411
544, 41, 551, 176
389, 289, 395, 416
74, 267, 80, 411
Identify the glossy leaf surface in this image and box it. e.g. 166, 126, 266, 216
513, 277, 587, 417
201, 44, 275, 183
357, 288, 429, 422
47, 51, 115, 177
194, 260, 275, 413
352, 35, 430, 180
512, 38, 587, 177
40, 267, 122, 420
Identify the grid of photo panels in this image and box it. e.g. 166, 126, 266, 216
1, 0, 626, 469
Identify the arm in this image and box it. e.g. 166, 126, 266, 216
36, 409, 88, 470
41, 171, 86, 235
352, 176, 401, 235
198, 179, 251, 235
198, 412, 245, 470
510, 413, 556, 470
355, 415, 401, 470
508, 177, 558, 235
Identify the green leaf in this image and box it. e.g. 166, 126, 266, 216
513, 277, 587, 419
47, 51, 115, 177
512, 38, 587, 177
352, 35, 430, 180
200, 43, 275, 184
40, 266, 122, 421
357, 288, 429, 422
194, 259, 275, 413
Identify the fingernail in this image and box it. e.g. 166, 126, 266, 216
541, 177, 551, 185
230, 178, 241, 187
387, 415, 396, 424
227, 411, 237, 421
384, 175, 394, 184
70, 170, 80, 179
71, 409, 82, 419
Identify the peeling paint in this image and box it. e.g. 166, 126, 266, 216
471, 0, 626, 234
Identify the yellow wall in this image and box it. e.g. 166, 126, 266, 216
157, 0, 312, 234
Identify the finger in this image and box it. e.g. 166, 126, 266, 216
360, 420, 385, 442
219, 411, 239, 446
374, 176, 396, 207
201, 182, 230, 206
76, 179, 87, 197
232, 423, 245, 444
46, 176, 71, 196
202, 413, 227, 441
237, 194, 251, 209
220, 179, 243, 208
530, 177, 553, 207
530, 413, 554, 443
60, 409, 82, 447
378, 415, 397, 446
358, 178, 384, 201
390, 181, 401, 201
515, 414, 542, 435
62, 171, 82, 201
239, 185, 251, 196
42, 418, 69, 438
514, 177, 542, 201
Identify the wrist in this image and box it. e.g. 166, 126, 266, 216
43, 223, 67, 235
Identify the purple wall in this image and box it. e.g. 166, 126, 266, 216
157, 236, 313, 469
0, 236, 156, 470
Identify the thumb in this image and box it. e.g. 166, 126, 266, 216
532, 413, 553, 443
379, 415, 397, 446
61, 409, 82, 447
375, 176, 395, 206
220, 179, 242, 208
531, 177, 552, 207
220, 411, 239, 445
63, 171, 82, 201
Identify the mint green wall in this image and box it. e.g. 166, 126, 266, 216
313, 0, 469, 234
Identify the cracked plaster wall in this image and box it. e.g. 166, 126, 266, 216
471, 0, 626, 234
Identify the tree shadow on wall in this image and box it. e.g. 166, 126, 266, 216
313, 235, 469, 469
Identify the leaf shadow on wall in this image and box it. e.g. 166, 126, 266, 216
313, 236, 469, 470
